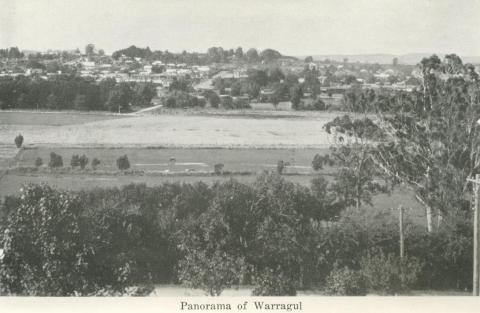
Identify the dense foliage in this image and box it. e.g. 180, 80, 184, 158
0, 75, 156, 112
326, 54, 480, 232
0, 172, 473, 296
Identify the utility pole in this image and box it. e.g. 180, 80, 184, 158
467, 173, 480, 296
399, 205, 404, 259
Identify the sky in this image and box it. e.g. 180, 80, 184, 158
1, 0, 480, 56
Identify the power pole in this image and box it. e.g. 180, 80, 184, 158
399, 205, 404, 259
468, 173, 480, 296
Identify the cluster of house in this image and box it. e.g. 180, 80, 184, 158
75, 57, 211, 88
0, 53, 212, 89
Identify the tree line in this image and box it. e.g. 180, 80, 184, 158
0, 75, 156, 112
0, 47, 24, 59
111, 45, 289, 65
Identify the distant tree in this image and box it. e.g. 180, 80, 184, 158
221, 96, 234, 109
392, 57, 399, 66
268, 67, 285, 83
98, 49, 105, 56
34, 157, 43, 168
48, 152, 63, 168
270, 95, 280, 110
85, 43, 95, 56
247, 69, 269, 87
259, 49, 282, 63
91, 158, 101, 170
116, 155, 130, 171
313, 98, 326, 110
276, 160, 286, 174
106, 83, 133, 113
246, 48, 259, 63
208, 93, 220, 108
290, 85, 303, 110
312, 154, 326, 171
79, 155, 89, 170
214, 163, 224, 175
14, 134, 23, 148
344, 75, 358, 85
304, 56, 314, 63
73, 94, 88, 111
70, 154, 80, 168
234, 47, 244, 59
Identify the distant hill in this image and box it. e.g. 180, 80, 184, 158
303, 53, 480, 65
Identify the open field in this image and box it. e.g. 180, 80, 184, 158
0, 110, 427, 227
0, 110, 128, 126
0, 110, 341, 148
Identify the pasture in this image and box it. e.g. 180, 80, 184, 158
0, 110, 428, 228
17, 147, 327, 173
0, 110, 338, 148
0, 110, 128, 126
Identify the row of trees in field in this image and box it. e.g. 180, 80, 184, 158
0, 175, 472, 296
111, 45, 287, 65
34, 153, 131, 171
0, 75, 156, 112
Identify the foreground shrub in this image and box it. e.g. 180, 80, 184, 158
116, 155, 130, 170
48, 152, 63, 168
0, 185, 138, 295
178, 250, 246, 296
405, 219, 472, 291
324, 266, 367, 296
252, 267, 297, 296
360, 249, 423, 295
14, 134, 24, 148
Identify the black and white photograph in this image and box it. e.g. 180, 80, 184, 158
1, 0, 480, 311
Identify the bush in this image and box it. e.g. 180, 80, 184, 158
252, 268, 297, 296
116, 155, 130, 170
70, 154, 80, 168
276, 160, 289, 174
360, 249, 423, 295
91, 158, 101, 170
324, 266, 367, 296
79, 154, 89, 170
34, 157, 43, 167
405, 220, 472, 291
313, 98, 327, 110
214, 163, 224, 175
178, 250, 246, 296
14, 134, 23, 148
48, 152, 63, 168
312, 154, 326, 171
0, 184, 154, 296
